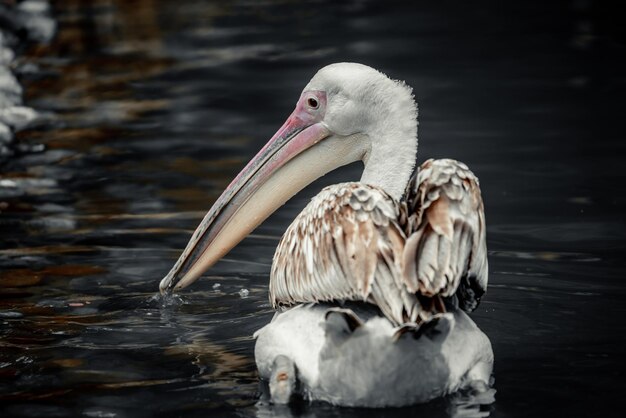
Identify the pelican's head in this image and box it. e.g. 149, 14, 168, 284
159, 63, 418, 293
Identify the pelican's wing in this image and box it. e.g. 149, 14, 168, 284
270, 183, 421, 325
401, 159, 488, 312
270, 161, 488, 325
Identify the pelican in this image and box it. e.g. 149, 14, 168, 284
159, 63, 492, 406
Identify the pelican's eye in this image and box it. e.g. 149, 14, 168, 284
307, 97, 319, 109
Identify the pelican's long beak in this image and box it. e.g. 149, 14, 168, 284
159, 92, 364, 294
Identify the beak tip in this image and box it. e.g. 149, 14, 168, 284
158, 269, 194, 295
159, 276, 173, 295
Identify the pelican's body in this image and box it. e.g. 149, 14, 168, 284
159, 63, 493, 407
254, 304, 493, 407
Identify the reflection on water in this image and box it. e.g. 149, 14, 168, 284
254, 381, 496, 418
1, 0, 626, 417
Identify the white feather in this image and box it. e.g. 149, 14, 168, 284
254, 304, 493, 407
304, 63, 418, 201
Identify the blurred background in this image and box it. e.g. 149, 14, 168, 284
1, 0, 625, 417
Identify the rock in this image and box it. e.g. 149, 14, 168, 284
20, 14, 56, 44
0, 46, 14, 65
0, 93, 22, 109
17, 1, 51, 15
0, 0, 55, 160
0, 106, 39, 131
0, 68, 22, 97
0, 122, 12, 144
0, 1, 56, 44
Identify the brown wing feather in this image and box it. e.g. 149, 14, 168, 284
270, 159, 488, 325
401, 159, 488, 311
270, 183, 420, 324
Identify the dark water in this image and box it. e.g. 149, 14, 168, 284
2, 0, 625, 416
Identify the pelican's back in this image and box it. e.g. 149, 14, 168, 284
254, 304, 493, 407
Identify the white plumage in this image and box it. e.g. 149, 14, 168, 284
255, 304, 493, 407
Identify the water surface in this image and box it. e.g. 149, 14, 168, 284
1, 1, 625, 417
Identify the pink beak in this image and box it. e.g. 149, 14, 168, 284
159, 92, 332, 293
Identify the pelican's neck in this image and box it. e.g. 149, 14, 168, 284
360, 85, 418, 201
